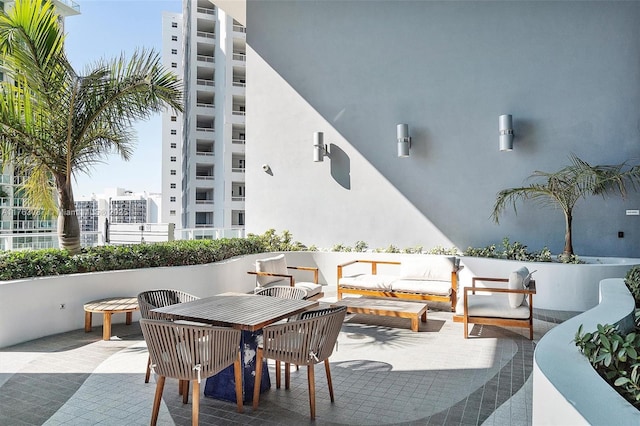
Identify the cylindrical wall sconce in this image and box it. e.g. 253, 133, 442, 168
499, 114, 514, 151
313, 131, 325, 162
397, 124, 411, 157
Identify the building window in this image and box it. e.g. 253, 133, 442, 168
171, 49, 177, 55
170, 196, 176, 202
171, 116, 177, 122
170, 156, 176, 162
170, 170, 176, 175
171, 35, 178, 41
170, 142, 177, 149
170, 210, 176, 215
171, 22, 177, 28
170, 183, 176, 189
171, 62, 177, 68
171, 129, 177, 135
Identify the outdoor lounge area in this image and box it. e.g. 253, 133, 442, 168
0, 282, 573, 426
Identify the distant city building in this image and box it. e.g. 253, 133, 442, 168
160, 2, 246, 233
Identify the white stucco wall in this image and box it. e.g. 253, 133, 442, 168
244, 0, 640, 258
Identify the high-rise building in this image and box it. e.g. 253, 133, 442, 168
160, 1, 246, 234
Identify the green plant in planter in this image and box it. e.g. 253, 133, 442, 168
492, 154, 640, 260
626, 266, 640, 307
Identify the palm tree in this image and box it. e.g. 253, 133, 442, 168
0, 0, 182, 254
492, 154, 640, 259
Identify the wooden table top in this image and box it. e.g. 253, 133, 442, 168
84, 297, 139, 313
151, 293, 319, 331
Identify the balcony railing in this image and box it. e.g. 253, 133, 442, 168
232, 139, 246, 145
195, 175, 214, 180
232, 81, 246, 88
197, 55, 215, 63
196, 151, 214, 156
231, 168, 245, 173
232, 110, 246, 116
196, 127, 214, 133
196, 79, 214, 87
195, 200, 214, 204
232, 53, 246, 61
231, 196, 245, 202
196, 103, 214, 109
197, 31, 215, 39
197, 7, 215, 15
233, 25, 246, 33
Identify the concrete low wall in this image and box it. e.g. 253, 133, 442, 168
532, 279, 640, 425
1, 251, 638, 348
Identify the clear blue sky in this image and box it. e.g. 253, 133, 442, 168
64, 0, 181, 197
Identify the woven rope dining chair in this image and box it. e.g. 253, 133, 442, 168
252, 305, 347, 420
138, 290, 200, 385
255, 285, 308, 300
140, 319, 243, 426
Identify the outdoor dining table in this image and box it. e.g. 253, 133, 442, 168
150, 292, 319, 402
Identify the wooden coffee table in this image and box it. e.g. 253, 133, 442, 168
331, 297, 427, 332
84, 296, 139, 340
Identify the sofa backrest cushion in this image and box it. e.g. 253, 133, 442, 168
400, 256, 455, 281
508, 266, 530, 308
255, 254, 287, 286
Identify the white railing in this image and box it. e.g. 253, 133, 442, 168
196, 103, 214, 109
196, 151, 214, 156
197, 55, 215, 63
179, 227, 245, 239
195, 175, 214, 180
231, 196, 245, 202
232, 53, 246, 61
195, 200, 214, 204
233, 25, 246, 33
197, 7, 215, 15
233, 81, 246, 87
196, 127, 214, 133
197, 31, 215, 39
196, 79, 214, 87
231, 167, 245, 173
232, 139, 246, 145
232, 110, 246, 116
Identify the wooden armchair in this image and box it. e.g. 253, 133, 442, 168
247, 254, 324, 300
453, 267, 536, 339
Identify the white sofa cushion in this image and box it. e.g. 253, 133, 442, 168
508, 267, 530, 308
400, 256, 455, 281
255, 254, 288, 287
338, 274, 395, 290
456, 293, 530, 319
390, 279, 452, 296
292, 282, 322, 297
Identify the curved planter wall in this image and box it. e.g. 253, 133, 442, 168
0, 251, 638, 348
532, 279, 640, 425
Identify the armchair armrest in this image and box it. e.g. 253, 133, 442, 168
287, 266, 319, 283
337, 259, 401, 280
247, 271, 294, 286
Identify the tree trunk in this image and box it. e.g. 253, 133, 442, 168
56, 174, 81, 254
562, 210, 574, 258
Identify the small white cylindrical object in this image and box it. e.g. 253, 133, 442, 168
397, 123, 409, 140
397, 140, 410, 157
313, 132, 324, 162
499, 114, 512, 132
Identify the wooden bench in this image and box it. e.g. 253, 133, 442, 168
84, 296, 139, 340
331, 297, 427, 332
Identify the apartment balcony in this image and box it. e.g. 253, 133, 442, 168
232, 52, 246, 62
196, 79, 215, 89
196, 126, 215, 135
197, 54, 215, 64
196, 30, 215, 40
197, 6, 215, 16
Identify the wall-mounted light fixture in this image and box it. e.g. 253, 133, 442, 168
397, 124, 411, 157
499, 114, 514, 151
313, 131, 329, 162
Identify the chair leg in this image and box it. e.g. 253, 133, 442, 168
324, 359, 335, 402
463, 318, 469, 339
192, 380, 199, 426
233, 352, 244, 413
253, 347, 264, 410
307, 364, 316, 420
145, 355, 151, 383
285, 362, 291, 390
151, 375, 166, 426
275, 360, 281, 389
182, 380, 190, 404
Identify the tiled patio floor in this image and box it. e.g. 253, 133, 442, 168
0, 294, 576, 426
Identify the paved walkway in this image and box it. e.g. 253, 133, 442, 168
0, 298, 575, 425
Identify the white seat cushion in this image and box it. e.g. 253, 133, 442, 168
456, 293, 530, 319
400, 256, 455, 281
294, 281, 323, 297
390, 279, 452, 296
255, 254, 288, 286
338, 274, 395, 290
